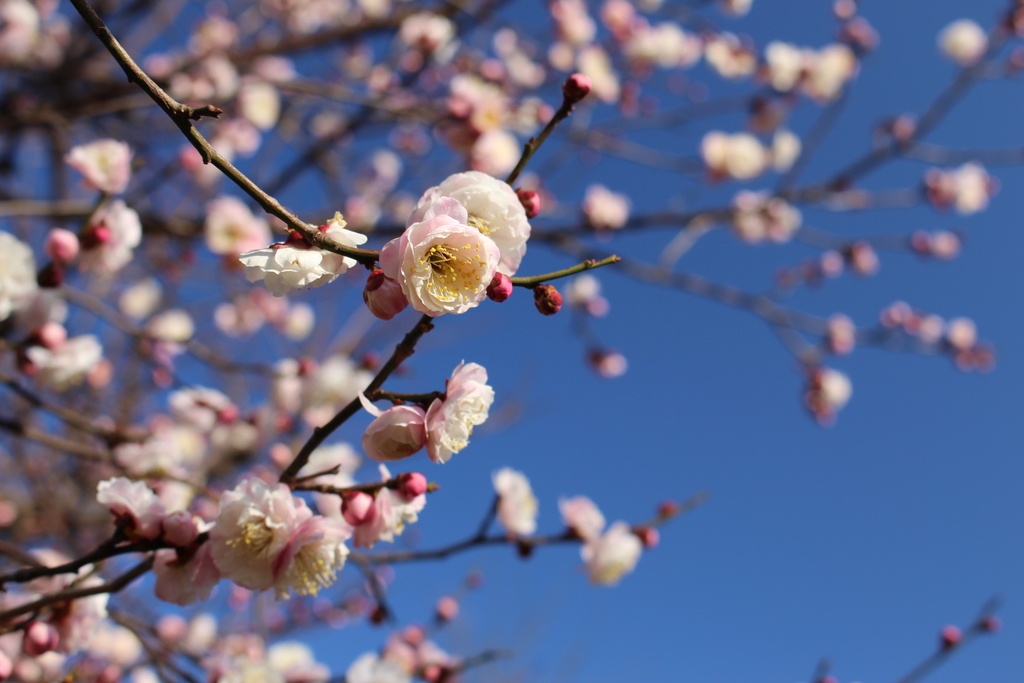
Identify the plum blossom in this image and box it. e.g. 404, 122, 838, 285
493, 468, 538, 536
297, 443, 362, 518
96, 477, 167, 540
78, 200, 142, 275
210, 477, 350, 597
731, 191, 802, 243
205, 196, 273, 256
764, 41, 807, 92
425, 362, 494, 463
925, 163, 996, 215
348, 465, 427, 548
469, 128, 521, 177
805, 367, 853, 425
560, 496, 606, 540
119, 278, 162, 320
939, 19, 987, 66
0, 0, 40, 65
169, 386, 235, 432
398, 13, 455, 55
302, 354, 373, 426
0, 231, 38, 321
65, 139, 132, 194
237, 81, 281, 131
771, 129, 802, 172
24, 335, 103, 390
146, 309, 195, 343
239, 212, 368, 296
363, 269, 409, 320
582, 184, 630, 230
576, 44, 620, 103
267, 641, 330, 682
704, 33, 757, 79
581, 521, 642, 585
701, 132, 769, 180
359, 395, 427, 463
718, 0, 752, 16
153, 541, 220, 606
346, 652, 412, 683
804, 44, 858, 102
566, 274, 609, 317
623, 22, 702, 70
407, 171, 531, 276
381, 198, 500, 316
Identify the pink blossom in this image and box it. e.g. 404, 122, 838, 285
23, 622, 59, 657
581, 521, 642, 585
582, 184, 630, 230
96, 477, 167, 540
161, 511, 201, 547
153, 543, 221, 606
425, 362, 494, 463
65, 139, 132, 194
363, 269, 409, 321
78, 200, 142, 275
559, 496, 606, 541
44, 229, 79, 264
359, 395, 427, 462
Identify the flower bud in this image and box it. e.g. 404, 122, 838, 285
435, 595, 459, 621
421, 664, 445, 683
0, 650, 12, 681
22, 621, 59, 657
940, 624, 962, 650
363, 268, 409, 320
486, 273, 514, 302
396, 472, 428, 500
362, 405, 427, 462
342, 491, 378, 526
80, 224, 112, 250
35, 322, 67, 350
162, 511, 200, 547
634, 526, 660, 548
515, 189, 541, 218
45, 229, 80, 264
533, 284, 563, 315
980, 615, 1001, 633
563, 73, 592, 105
657, 500, 679, 518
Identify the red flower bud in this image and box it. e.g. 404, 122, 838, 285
364, 268, 409, 320
563, 73, 592, 105
23, 621, 59, 657
486, 273, 514, 302
533, 284, 563, 315
515, 189, 541, 218
396, 472, 428, 500
940, 624, 962, 650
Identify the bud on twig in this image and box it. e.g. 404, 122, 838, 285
563, 73, 592, 106
486, 273, 514, 302
533, 284, 562, 315
515, 189, 541, 218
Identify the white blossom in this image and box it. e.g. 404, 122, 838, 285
493, 468, 538, 536
0, 231, 38, 321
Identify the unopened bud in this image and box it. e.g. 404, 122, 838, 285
342, 491, 378, 526
940, 624, 962, 650
515, 189, 541, 218
397, 472, 428, 500
162, 511, 200, 547
364, 268, 409, 320
980, 615, 1001, 633
80, 224, 112, 249
421, 664, 445, 682
45, 229, 80, 264
486, 273, 514, 302
435, 595, 459, 621
0, 650, 12, 680
533, 284, 563, 315
35, 322, 67, 350
563, 73, 592, 105
22, 621, 59, 657
657, 500, 679, 518
634, 526, 659, 548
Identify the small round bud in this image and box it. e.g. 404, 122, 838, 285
44, 229, 80, 264
80, 224, 112, 249
435, 595, 459, 621
156, 615, 187, 644
370, 604, 388, 625
562, 73, 592, 105
515, 189, 541, 218
162, 511, 200, 547
657, 500, 680, 518
634, 526, 660, 548
421, 664, 444, 683
980, 615, 1002, 633
23, 621, 59, 657
397, 472, 428, 500
35, 322, 67, 350
486, 273, 514, 302
940, 624, 962, 650
364, 268, 409, 321
533, 284, 563, 315
0, 650, 12, 680
342, 491, 378, 526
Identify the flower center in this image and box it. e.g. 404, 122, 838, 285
468, 214, 494, 236
227, 516, 275, 556
421, 243, 487, 302
287, 544, 337, 596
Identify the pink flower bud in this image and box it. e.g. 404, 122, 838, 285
22, 621, 59, 657
44, 229, 80, 264
515, 189, 541, 218
397, 472, 428, 500
362, 404, 427, 462
847, 241, 879, 277
35, 322, 67, 350
563, 73, 592, 105
156, 615, 187, 643
402, 625, 425, 646
634, 526, 659, 548
363, 268, 409, 320
940, 625, 962, 650
435, 595, 459, 621
533, 284, 563, 315
421, 664, 445, 683
342, 491, 378, 526
486, 273, 514, 302
980, 615, 1001, 633
161, 511, 200, 546
0, 651, 11, 681
657, 501, 679, 517
80, 224, 112, 249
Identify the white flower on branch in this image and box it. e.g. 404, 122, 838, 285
346, 652, 412, 683
701, 132, 769, 181
205, 196, 272, 256
24, 335, 103, 391
425, 361, 494, 464
731, 191, 802, 244
381, 198, 500, 316
65, 139, 133, 195
559, 495, 606, 541
581, 521, 643, 585
0, 230, 38, 322
938, 19, 987, 67
78, 200, 142, 276
96, 477, 167, 540
239, 213, 368, 297
210, 477, 350, 597
705, 32, 757, 80
493, 467, 538, 536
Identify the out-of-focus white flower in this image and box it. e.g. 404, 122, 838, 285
771, 129, 801, 172
925, 163, 996, 214
551, 0, 596, 46
938, 19, 987, 66
582, 184, 630, 230
0, 231, 38, 321
65, 139, 132, 194
731, 191, 802, 243
302, 355, 373, 427
566, 274, 609, 317
576, 44, 620, 103
239, 213, 368, 296
0, 0, 41, 65
380, 198, 500, 316
119, 278, 162, 320
805, 367, 853, 425
398, 12, 455, 54
267, 641, 330, 683
169, 386, 235, 432
424, 361, 494, 464
581, 521, 642, 585
237, 81, 281, 131
346, 652, 412, 683
705, 32, 757, 79
153, 542, 221, 606
493, 468, 538, 536
469, 128, 521, 178
701, 132, 769, 180
560, 496, 606, 540
298, 442, 362, 518
945, 317, 977, 351
210, 477, 350, 598
146, 309, 195, 343
96, 477, 167, 540
623, 22, 702, 70
764, 41, 808, 92
205, 196, 272, 256
407, 171, 532, 276
87, 622, 143, 668
718, 0, 752, 17
78, 200, 142, 275
804, 44, 857, 102
25, 335, 103, 390
826, 314, 857, 355
282, 302, 315, 340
